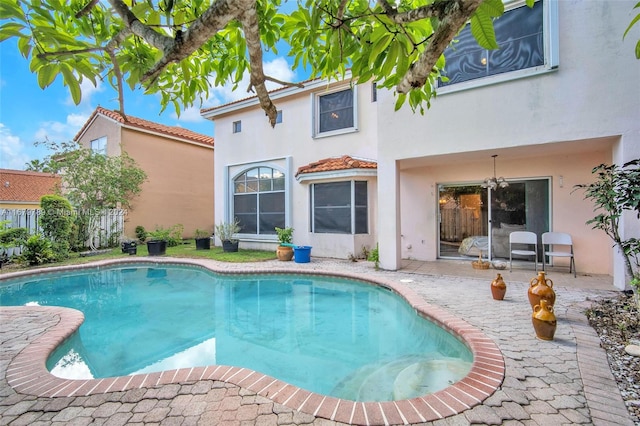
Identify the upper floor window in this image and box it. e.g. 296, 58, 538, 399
439, 0, 556, 91
90, 136, 106, 154
313, 87, 357, 137
233, 120, 242, 133
276, 110, 283, 124
311, 181, 368, 234
233, 167, 285, 235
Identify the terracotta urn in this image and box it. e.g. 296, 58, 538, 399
532, 299, 557, 340
276, 245, 294, 261
528, 271, 555, 309
490, 273, 507, 300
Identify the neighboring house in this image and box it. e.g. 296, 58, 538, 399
0, 169, 60, 210
74, 107, 215, 238
202, 0, 639, 289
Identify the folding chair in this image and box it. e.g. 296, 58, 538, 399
509, 231, 538, 272
542, 232, 576, 277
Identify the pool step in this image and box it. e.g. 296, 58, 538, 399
332, 355, 471, 401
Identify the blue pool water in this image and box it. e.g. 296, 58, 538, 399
0, 264, 472, 401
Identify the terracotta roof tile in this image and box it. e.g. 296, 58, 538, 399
296, 155, 377, 177
0, 169, 61, 203
75, 107, 214, 147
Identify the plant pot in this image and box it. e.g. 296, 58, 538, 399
222, 240, 239, 252
121, 242, 137, 254
276, 245, 294, 261
294, 246, 312, 263
490, 273, 507, 300
195, 237, 211, 250
146, 240, 167, 256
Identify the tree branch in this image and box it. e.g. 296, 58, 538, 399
239, 2, 277, 127
396, 0, 483, 93
138, 0, 253, 83
75, 0, 100, 18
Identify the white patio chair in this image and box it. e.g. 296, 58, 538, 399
509, 231, 538, 272
542, 232, 576, 277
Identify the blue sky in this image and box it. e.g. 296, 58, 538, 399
0, 37, 298, 170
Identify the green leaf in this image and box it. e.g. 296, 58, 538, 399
480, 0, 504, 17
37, 63, 59, 88
636, 39, 640, 59
470, 9, 499, 50
60, 65, 82, 104
394, 92, 407, 111
0, 22, 25, 41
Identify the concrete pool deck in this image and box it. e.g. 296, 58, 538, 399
0, 257, 635, 425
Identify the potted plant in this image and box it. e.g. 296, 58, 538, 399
146, 227, 170, 256
275, 226, 294, 261
194, 228, 212, 250
215, 218, 240, 252
120, 236, 137, 255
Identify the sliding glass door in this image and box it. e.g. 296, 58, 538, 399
439, 179, 549, 260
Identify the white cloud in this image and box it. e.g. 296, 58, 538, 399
34, 112, 91, 143
175, 105, 207, 123
0, 123, 31, 170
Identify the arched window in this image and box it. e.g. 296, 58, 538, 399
233, 167, 285, 235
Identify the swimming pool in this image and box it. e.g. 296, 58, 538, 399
0, 259, 505, 422
0, 262, 473, 401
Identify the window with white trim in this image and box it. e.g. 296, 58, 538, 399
233, 167, 285, 235
311, 181, 368, 234
313, 87, 357, 137
439, 0, 556, 90
90, 136, 107, 154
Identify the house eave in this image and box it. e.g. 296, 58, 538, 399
295, 169, 377, 183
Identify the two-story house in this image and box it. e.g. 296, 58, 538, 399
74, 107, 215, 238
202, 0, 639, 289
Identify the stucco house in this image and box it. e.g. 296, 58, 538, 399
202, 0, 639, 289
74, 107, 215, 238
0, 169, 61, 210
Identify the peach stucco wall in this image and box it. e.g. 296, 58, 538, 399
76, 116, 214, 238
121, 128, 214, 238
398, 147, 614, 276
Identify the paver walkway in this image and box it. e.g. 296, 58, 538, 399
0, 257, 635, 425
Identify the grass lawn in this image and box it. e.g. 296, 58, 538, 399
0, 240, 276, 275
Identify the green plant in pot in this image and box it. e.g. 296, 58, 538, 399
146, 227, 170, 256
275, 226, 294, 261
215, 218, 240, 252
194, 228, 212, 250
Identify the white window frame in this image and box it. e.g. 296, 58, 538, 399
225, 158, 292, 242
90, 136, 107, 154
311, 86, 358, 138
437, 0, 559, 95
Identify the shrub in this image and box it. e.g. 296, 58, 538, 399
135, 225, 147, 242
21, 234, 55, 266
40, 194, 74, 261
147, 224, 183, 247
274, 227, 293, 245
0, 227, 28, 245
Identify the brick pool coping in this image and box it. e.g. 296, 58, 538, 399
1, 258, 505, 425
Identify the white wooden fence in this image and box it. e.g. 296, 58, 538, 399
0, 208, 125, 249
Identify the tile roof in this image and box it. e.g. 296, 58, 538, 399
0, 169, 61, 203
296, 155, 377, 177
75, 107, 214, 147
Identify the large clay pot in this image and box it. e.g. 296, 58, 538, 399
490, 273, 507, 300
276, 245, 294, 261
532, 299, 557, 340
528, 271, 555, 309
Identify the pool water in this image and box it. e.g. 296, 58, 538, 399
0, 265, 472, 401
